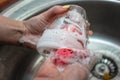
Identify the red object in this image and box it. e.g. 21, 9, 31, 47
56, 48, 74, 58
53, 48, 74, 66
54, 58, 68, 66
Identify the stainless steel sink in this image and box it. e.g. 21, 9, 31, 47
1, 0, 120, 80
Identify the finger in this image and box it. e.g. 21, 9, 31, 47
35, 59, 60, 78
63, 63, 89, 80
87, 30, 93, 36
19, 34, 40, 49
40, 5, 70, 22
86, 22, 90, 27
34, 77, 53, 80
86, 22, 93, 36
34, 77, 62, 80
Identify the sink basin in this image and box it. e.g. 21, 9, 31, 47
1, 0, 120, 80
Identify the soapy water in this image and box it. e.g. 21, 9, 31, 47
47, 48, 96, 71
37, 5, 96, 71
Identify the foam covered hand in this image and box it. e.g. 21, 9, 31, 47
34, 59, 89, 80
19, 6, 70, 48
19, 5, 92, 49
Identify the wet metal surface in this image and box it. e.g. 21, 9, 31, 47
1, 0, 120, 80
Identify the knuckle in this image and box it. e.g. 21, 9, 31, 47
51, 5, 61, 15
52, 5, 61, 10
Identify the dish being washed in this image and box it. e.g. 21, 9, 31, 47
37, 5, 96, 71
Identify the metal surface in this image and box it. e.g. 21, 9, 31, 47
0, 0, 120, 80
91, 55, 118, 79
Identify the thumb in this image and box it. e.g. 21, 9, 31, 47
35, 59, 60, 78
63, 63, 90, 80
39, 5, 70, 22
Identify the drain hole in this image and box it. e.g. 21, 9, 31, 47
91, 55, 118, 79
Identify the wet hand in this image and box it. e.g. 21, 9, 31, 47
20, 5, 92, 49
34, 59, 89, 80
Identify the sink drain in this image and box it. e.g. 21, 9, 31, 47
91, 55, 118, 79
88, 37, 120, 80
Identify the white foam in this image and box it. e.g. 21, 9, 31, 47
36, 6, 93, 71
37, 29, 86, 54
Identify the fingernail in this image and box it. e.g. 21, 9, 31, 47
62, 5, 71, 9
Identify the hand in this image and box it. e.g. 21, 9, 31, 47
34, 59, 89, 80
20, 5, 70, 48
20, 5, 92, 49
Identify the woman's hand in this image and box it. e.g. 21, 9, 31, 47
20, 5, 70, 48
0, 5, 92, 48
20, 5, 92, 49
34, 59, 89, 80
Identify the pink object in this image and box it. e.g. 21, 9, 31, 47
56, 48, 74, 58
